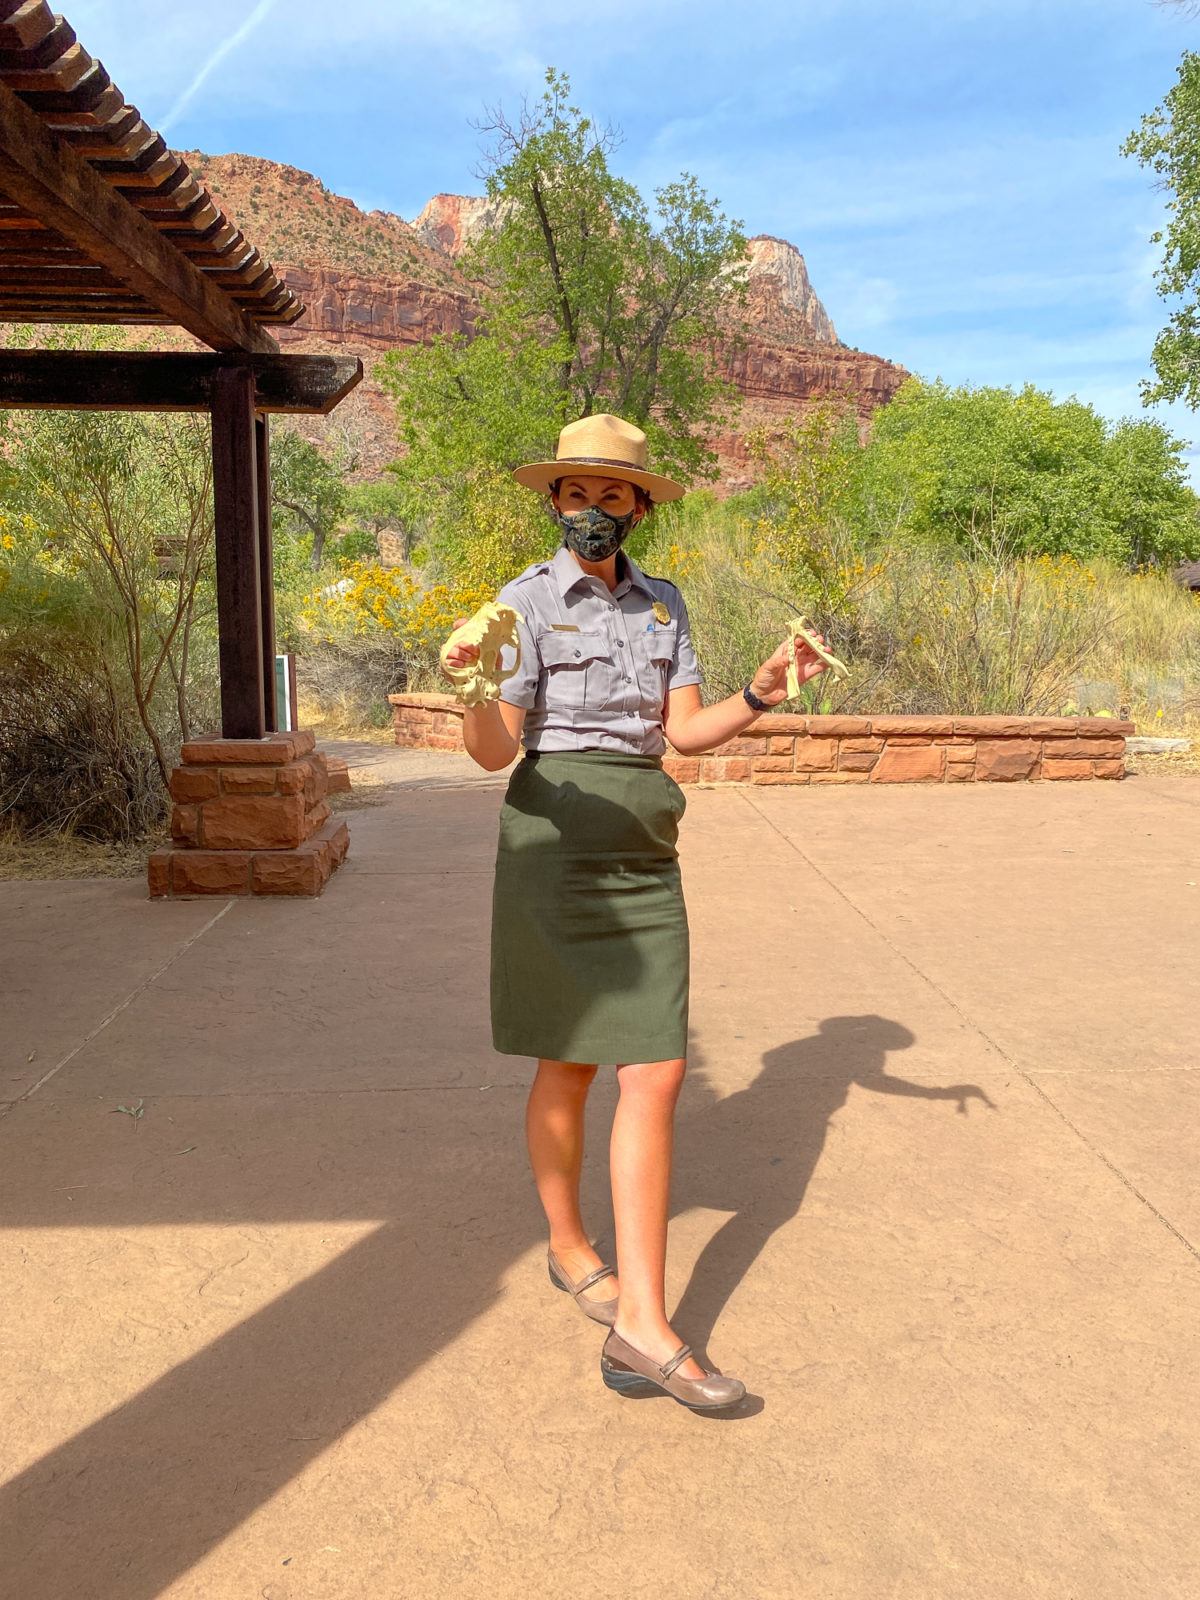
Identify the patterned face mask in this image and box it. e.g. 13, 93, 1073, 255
551, 502, 638, 562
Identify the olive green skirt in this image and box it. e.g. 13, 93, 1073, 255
490, 750, 690, 1064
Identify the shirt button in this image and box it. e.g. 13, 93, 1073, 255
574, 649, 581, 658
617, 640, 625, 648
623, 675, 631, 683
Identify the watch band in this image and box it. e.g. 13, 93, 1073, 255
743, 683, 769, 713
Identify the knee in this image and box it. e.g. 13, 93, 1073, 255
536, 1058, 599, 1095
617, 1057, 687, 1102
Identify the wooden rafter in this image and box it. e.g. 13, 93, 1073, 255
0, 3, 351, 743
0, 0, 304, 344
0, 81, 277, 350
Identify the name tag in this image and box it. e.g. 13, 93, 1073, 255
549, 623, 581, 632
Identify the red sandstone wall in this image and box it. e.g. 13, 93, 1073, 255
387, 696, 1131, 783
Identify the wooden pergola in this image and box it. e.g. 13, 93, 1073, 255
0, 0, 362, 739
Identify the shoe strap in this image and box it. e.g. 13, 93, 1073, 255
572, 1264, 616, 1295
659, 1343, 694, 1381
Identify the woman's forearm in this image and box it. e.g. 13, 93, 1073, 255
669, 691, 768, 756
462, 700, 521, 770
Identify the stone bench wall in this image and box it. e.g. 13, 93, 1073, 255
391, 693, 471, 751
662, 715, 1131, 784
388, 694, 1132, 783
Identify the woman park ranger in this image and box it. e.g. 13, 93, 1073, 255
440, 414, 831, 1411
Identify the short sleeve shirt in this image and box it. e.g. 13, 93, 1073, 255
494, 541, 703, 756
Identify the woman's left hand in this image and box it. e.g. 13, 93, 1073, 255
748, 632, 829, 707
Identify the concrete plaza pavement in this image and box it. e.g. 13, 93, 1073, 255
2, 748, 1198, 1599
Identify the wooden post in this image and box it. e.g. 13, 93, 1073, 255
211, 366, 264, 739
255, 412, 277, 734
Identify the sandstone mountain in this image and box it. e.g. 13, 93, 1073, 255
184, 152, 910, 490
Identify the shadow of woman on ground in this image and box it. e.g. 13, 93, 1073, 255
668, 1016, 996, 1360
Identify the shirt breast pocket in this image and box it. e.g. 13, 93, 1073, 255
537, 629, 613, 718
634, 624, 677, 705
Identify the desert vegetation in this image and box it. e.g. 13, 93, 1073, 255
295, 394, 1199, 717
2, 346, 1197, 864
2, 67, 1199, 867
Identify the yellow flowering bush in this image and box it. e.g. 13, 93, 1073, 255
0, 507, 88, 613
297, 559, 497, 685
663, 542, 704, 580
0, 509, 44, 588
290, 469, 554, 692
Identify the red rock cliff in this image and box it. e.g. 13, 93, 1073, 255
188, 156, 911, 485
277, 266, 477, 348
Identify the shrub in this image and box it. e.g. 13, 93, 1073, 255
0, 633, 165, 841
638, 489, 1199, 728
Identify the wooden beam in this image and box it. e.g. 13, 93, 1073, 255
211, 366, 265, 740
0, 309, 171, 324
0, 79, 276, 352
0, 351, 363, 414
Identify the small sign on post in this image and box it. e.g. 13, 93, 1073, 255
274, 652, 298, 733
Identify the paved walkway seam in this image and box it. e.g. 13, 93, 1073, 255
1124, 783, 1200, 813
1020, 1074, 1200, 1264
0, 899, 236, 1122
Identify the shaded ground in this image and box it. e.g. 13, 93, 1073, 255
2, 748, 1197, 1599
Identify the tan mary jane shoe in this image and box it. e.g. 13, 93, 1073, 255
547, 1247, 619, 1327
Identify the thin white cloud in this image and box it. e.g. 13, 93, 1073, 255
648, 62, 847, 157
850, 263, 1158, 323
158, 0, 280, 134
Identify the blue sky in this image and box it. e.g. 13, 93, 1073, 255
73, 0, 1200, 474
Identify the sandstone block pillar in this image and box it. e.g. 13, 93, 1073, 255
148, 730, 350, 898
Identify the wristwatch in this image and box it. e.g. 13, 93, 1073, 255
743, 683, 769, 713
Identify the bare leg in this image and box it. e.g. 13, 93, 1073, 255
609, 1058, 705, 1380
525, 1057, 618, 1303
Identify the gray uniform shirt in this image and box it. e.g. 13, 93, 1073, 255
495, 541, 703, 755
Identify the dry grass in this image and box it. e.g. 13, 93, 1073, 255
0, 822, 163, 880
292, 638, 407, 739
1124, 744, 1200, 777
297, 705, 396, 744
639, 502, 1200, 730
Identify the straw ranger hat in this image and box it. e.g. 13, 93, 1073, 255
512, 414, 685, 503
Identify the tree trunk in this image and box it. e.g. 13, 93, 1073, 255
276, 496, 326, 570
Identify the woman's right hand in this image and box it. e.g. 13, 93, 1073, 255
440, 616, 480, 679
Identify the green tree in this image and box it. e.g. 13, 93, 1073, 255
464, 67, 748, 479
382, 329, 566, 506
378, 66, 749, 578
1123, 49, 1200, 407
347, 475, 413, 562
271, 425, 355, 571
848, 377, 1198, 567
2, 405, 215, 784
